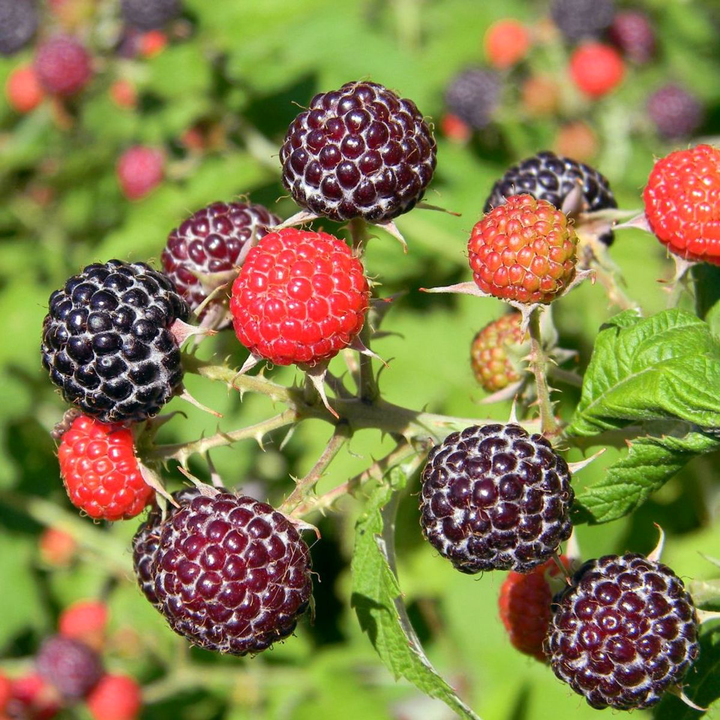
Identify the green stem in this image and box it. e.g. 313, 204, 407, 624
528, 307, 559, 437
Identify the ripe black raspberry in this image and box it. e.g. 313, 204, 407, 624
280, 81, 436, 223
484, 151, 617, 246
35, 635, 103, 699
647, 84, 704, 140
550, 0, 615, 41
545, 553, 699, 710
161, 201, 280, 320
41, 260, 189, 424
120, 0, 181, 30
0, 0, 37, 56
608, 11, 656, 64
132, 488, 201, 607
420, 424, 573, 574
137, 491, 313, 655
444, 67, 501, 131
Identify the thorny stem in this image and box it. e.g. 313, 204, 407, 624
528, 307, 560, 438
594, 265, 640, 311
280, 423, 351, 514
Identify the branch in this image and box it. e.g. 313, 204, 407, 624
528, 307, 560, 437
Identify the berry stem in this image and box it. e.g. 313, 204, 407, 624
280, 422, 351, 514
528, 307, 560, 437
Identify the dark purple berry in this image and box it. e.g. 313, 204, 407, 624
647, 85, 704, 140
41, 260, 189, 424
121, 0, 181, 30
545, 553, 699, 710
134, 491, 313, 655
608, 11, 656, 64
280, 81, 436, 223
484, 151, 617, 246
35, 635, 103, 699
161, 201, 280, 323
550, 0, 615, 41
444, 67, 501, 131
419, 424, 574, 574
0, 0, 37, 56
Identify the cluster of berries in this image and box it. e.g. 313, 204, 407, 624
0, 600, 141, 720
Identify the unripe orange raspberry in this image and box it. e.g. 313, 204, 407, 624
484, 19, 531, 69
470, 313, 526, 392
468, 194, 578, 304
5, 64, 44, 113
40, 527, 77, 567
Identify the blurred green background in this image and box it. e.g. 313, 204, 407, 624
1, 0, 720, 718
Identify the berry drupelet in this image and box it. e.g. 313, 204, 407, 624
280, 81, 436, 223
545, 553, 699, 710
420, 424, 574, 574
133, 491, 313, 655
41, 260, 189, 424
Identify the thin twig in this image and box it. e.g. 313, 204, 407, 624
528, 307, 559, 437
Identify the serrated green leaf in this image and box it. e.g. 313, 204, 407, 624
568, 309, 720, 437
350, 467, 481, 720
575, 429, 720, 524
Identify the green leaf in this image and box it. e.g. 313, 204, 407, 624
575, 429, 720, 524
568, 309, 720, 437
350, 467, 481, 720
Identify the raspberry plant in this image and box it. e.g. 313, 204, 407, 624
2, 2, 720, 720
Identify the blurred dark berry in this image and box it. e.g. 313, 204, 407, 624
35, 635, 103, 700
121, 0, 181, 30
608, 11, 655, 64
647, 84, 704, 139
444, 67, 501, 131
0, 0, 37, 56
550, 0, 615, 41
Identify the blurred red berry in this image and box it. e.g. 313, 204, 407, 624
58, 414, 154, 521
40, 527, 77, 567
59, 600, 109, 650
87, 674, 142, 720
0, 673, 11, 712
440, 112, 472, 143
499, 556, 571, 661
608, 11, 655, 64
10, 673, 61, 720
139, 30, 167, 57
110, 79, 137, 109
117, 146, 165, 200
6, 64, 44, 113
569, 43, 624, 98
643, 144, 720, 264
34, 35, 92, 97
484, 19, 531, 69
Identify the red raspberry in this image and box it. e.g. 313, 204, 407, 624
9, 674, 60, 720
499, 555, 570, 661
230, 228, 370, 366
117, 146, 165, 200
6, 64, 44, 113
643, 144, 720, 265
440, 113, 472, 143
139, 30, 167, 58
110, 79, 137, 109
0, 672, 11, 713
468, 194, 578, 304
484, 19, 531, 69
569, 43, 625, 98
59, 600, 108, 650
87, 675, 142, 720
470, 313, 526, 392
34, 35, 92, 97
57, 415, 154, 521
40, 527, 77, 566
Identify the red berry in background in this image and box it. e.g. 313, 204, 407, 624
647, 84, 704, 140
440, 113, 472, 143
34, 35, 93, 97
6, 64, 44, 113
484, 19, 531, 69
499, 555, 570, 661
9, 674, 60, 720
553, 121, 598, 163
109, 79, 137, 109
608, 11, 655, 64
0, 672, 11, 712
87, 675, 142, 720
470, 313, 526, 393
469, 194, 578, 304
545, 554, 699, 710
643, 144, 720, 265
231, 228, 370, 366
521, 75, 561, 117
58, 414, 154, 521
117, 146, 165, 200
36, 635, 103, 700
569, 43, 624, 98
40, 527, 77, 567
139, 30, 167, 58
162, 201, 280, 321
59, 600, 109, 650
280, 81, 436, 223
